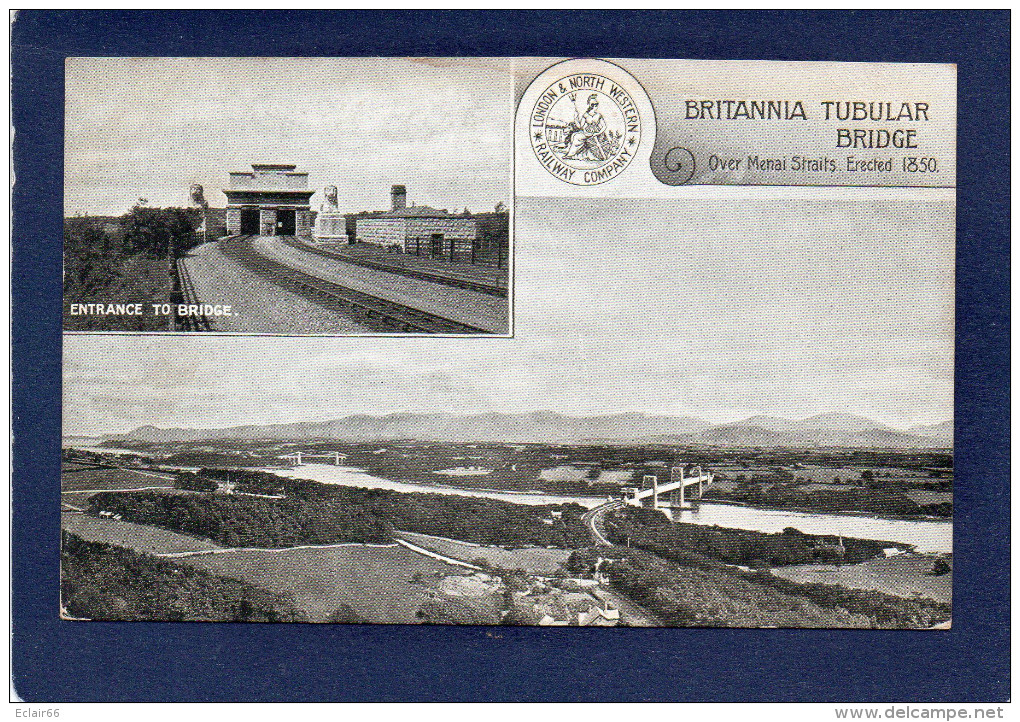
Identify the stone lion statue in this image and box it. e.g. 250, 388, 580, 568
322, 185, 338, 210
189, 183, 207, 208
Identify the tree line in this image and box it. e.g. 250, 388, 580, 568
87, 492, 391, 548
705, 481, 951, 518
99, 471, 593, 549
63, 203, 201, 331
566, 546, 951, 629
603, 506, 897, 569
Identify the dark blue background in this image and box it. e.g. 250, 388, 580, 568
11, 10, 1010, 702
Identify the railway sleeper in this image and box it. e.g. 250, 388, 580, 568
222, 236, 485, 333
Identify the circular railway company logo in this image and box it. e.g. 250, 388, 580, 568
529, 73, 641, 186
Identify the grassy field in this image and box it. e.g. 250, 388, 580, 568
903, 490, 954, 505
61, 463, 176, 493
770, 553, 952, 604
177, 544, 463, 623
61, 532, 306, 622
61, 513, 221, 555
396, 530, 572, 574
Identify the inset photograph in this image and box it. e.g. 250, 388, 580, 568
63, 58, 511, 335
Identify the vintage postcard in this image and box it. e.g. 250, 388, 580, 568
61, 57, 954, 629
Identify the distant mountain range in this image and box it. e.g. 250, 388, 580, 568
98, 411, 953, 449
906, 420, 954, 446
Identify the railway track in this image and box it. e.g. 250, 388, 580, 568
583, 500, 623, 546
218, 235, 491, 334
281, 237, 508, 297
175, 257, 212, 331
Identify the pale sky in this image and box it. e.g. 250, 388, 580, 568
64, 57, 511, 216
63, 196, 954, 436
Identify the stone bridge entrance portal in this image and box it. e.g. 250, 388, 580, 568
276, 209, 296, 236
240, 208, 259, 235
224, 164, 315, 238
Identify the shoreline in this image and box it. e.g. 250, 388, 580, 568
272, 463, 953, 526
698, 496, 952, 524
67, 450, 950, 526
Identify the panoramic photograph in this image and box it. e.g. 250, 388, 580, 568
61, 195, 954, 628
62, 57, 512, 336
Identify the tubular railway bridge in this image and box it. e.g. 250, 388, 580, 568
217, 235, 491, 334
583, 466, 715, 546
625, 465, 714, 510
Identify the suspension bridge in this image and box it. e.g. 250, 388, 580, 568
279, 451, 346, 466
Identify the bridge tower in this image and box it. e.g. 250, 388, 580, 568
671, 465, 686, 508
644, 475, 658, 509
691, 465, 703, 499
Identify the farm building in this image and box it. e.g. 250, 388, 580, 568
224, 164, 315, 238
355, 185, 477, 261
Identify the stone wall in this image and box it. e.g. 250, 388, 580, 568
260, 209, 277, 236
226, 208, 242, 235
227, 206, 312, 236
316, 213, 346, 239
356, 216, 478, 259
357, 218, 406, 247
405, 217, 477, 259
295, 210, 313, 238
229, 171, 308, 191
